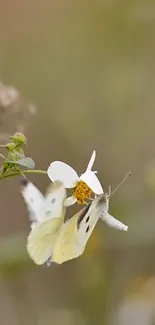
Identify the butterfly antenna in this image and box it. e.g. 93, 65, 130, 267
110, 172, 131, 196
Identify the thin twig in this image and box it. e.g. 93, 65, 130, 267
0, 169, 47, 180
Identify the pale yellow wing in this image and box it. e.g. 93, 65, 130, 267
52, 195, 107, 264
27, 181, 67, 265
27, 217, 65, 265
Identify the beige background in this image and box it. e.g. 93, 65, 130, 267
0, 1, 155, 324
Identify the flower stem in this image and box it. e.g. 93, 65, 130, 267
0, 169, 47, 180
23, 169, 47, 175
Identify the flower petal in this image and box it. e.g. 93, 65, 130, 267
47, 161, 78, 188
79, 170, 104, 195
100, 212, 128, 231
86, 150, 96, 171
64, 196, 77, 207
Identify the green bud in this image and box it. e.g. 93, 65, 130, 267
6, 143, 18, 151
10, 133, 27, 145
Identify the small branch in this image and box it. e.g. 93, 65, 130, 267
0, 169, 47, 180
23, 169, 47, 175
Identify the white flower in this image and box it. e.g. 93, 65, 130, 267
47, 150, 103, 207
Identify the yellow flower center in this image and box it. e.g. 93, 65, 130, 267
73, 181, 92, 204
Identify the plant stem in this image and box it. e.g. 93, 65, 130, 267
23, 169, 47, 175
0, 169, 47, 180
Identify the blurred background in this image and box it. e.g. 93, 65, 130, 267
0, 0, 155, 324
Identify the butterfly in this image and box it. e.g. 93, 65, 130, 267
22, 173, 129, 266
21, 179, 67, 265
51, 191, 128, 264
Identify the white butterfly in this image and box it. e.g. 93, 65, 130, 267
22, 173, 129, 266
51, 192, 128, 264
21, 179, 67, 264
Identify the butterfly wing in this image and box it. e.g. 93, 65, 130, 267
27, 217, 65, 265
27, 181, 67, 265
21, 179, 44, 223
40, 180, 67, 222
52, 194, 107, 264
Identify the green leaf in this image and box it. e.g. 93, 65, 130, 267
6, 157, 35, 169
